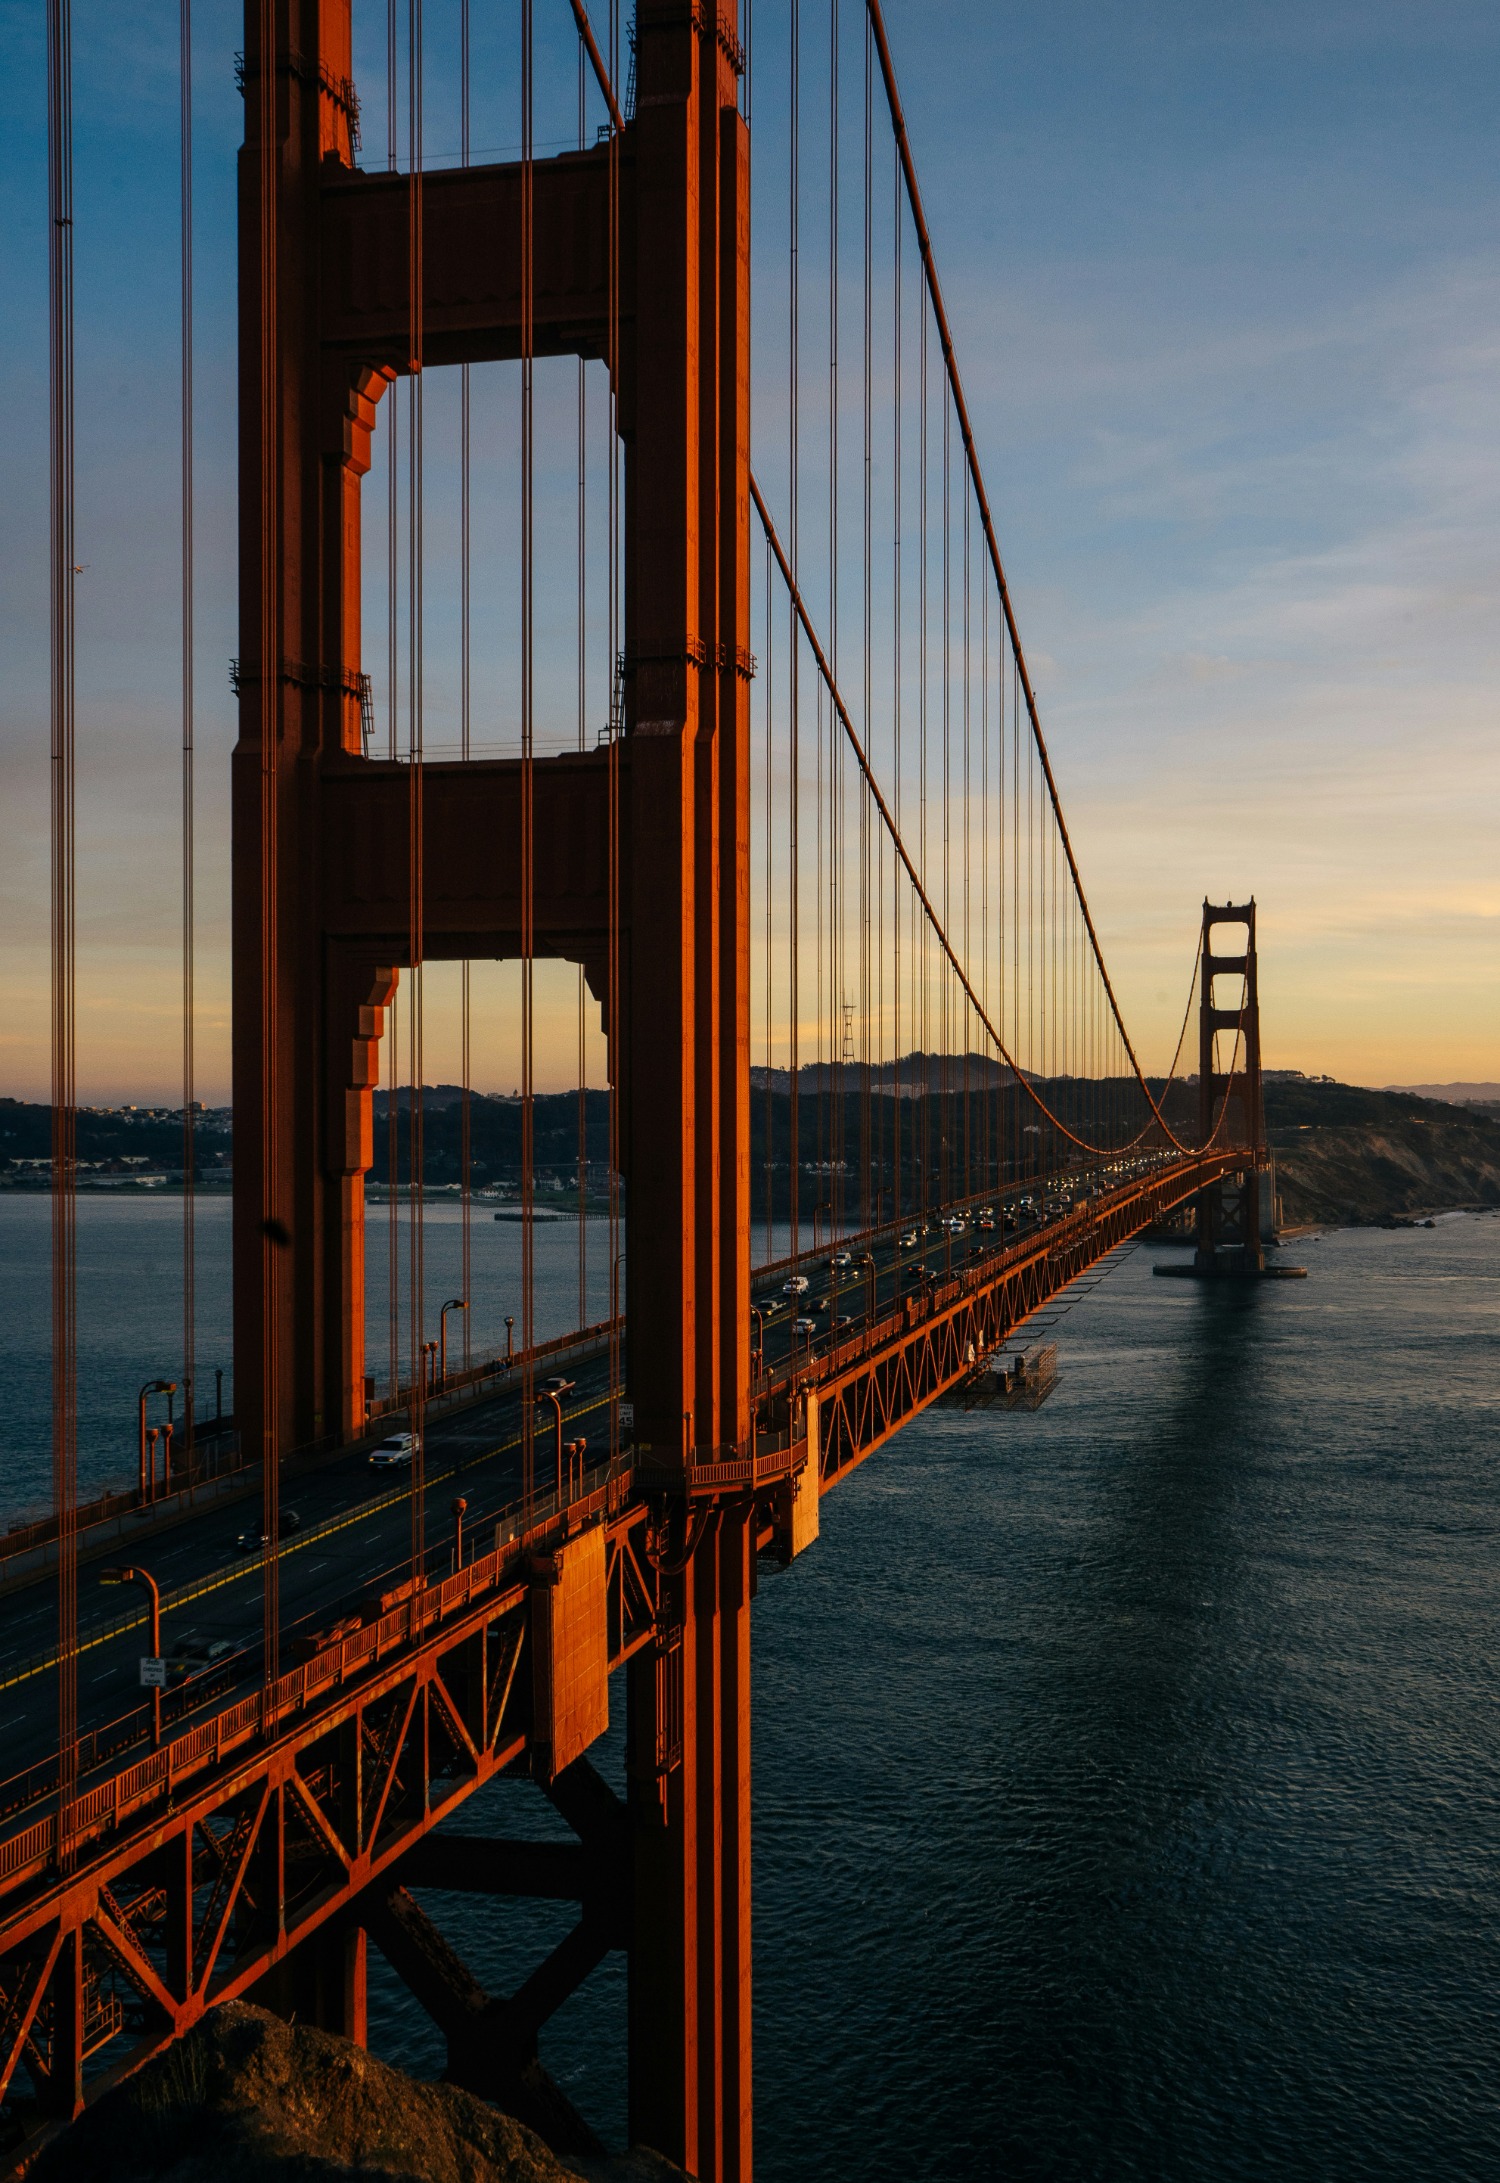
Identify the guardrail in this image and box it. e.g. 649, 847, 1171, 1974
0, 1452, 639, 1893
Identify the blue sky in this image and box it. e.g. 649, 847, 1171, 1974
1, 0, 1496, 1096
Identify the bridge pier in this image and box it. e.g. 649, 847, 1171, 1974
629, 1510, 754, 2183
247, 1917, 366, 2046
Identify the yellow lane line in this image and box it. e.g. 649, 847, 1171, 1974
0, 1391, 609, 1697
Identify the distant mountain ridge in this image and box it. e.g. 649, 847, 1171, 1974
1383, 1082, 1500, 1102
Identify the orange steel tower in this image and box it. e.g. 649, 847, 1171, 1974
233, 0, 752, 2169
1194, 900, 1269, 1272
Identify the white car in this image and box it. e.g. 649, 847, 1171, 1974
830, 1252, 853, 1271
782, 1275, 809, 1296
369, 1432, 418, 1471
791, 1315, 819, 1335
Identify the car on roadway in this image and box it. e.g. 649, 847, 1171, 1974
829, 1313, 853, 1331
165, 1632, 239, 1686
899, 1230, 919, 1250
852, 1251, 875, 1269
234, 1509, 303, 1553
535, 1375, 576, 1408
829, 1251, 853, 1271
369, 1432, 419, 1471
782, 1274, 810, 1296
791, 1315, 819, 1336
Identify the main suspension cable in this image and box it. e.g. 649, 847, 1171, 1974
865, 0, 1184, 1143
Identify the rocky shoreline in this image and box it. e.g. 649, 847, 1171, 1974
26, 2004, 686, 2183
1265, 1081, 1500, 1229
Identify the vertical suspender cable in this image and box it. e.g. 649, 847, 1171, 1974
459, 0, 471, 1373
764, 537, 773, 1260
407, 0, 426, 1579
47, 0, 78, 1841
180, 0, 197, 1466
607, 0, 621, 1456
917, 301, 928, 1212
962, 465, 970, 1199
861, 5, 872, 1231
980, 571, 988, 1192
386, 0, 400, 1397
827, 0, 839, 1238
940, 385, 949, 1208
890, 132, 901, 1222
576, 30, 588, 1332
258, 0, 281, 1699
787, 0, 800, 1263
520, 0, 536, 1513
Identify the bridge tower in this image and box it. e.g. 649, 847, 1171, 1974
1194, 900, 1270, 1271
234, 0, 752, 2172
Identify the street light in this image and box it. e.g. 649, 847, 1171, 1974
137, 1379, 177, 1506
100, 1565, 162, 1749
439, 1298, 468, 1388
451, 1497, 468, 1570
504, 1315, 515, 1365
541, 1390, 565, 1508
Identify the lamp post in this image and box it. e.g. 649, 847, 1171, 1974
137, 1379, 177, 1505
451, 1497, 468, 1570
542, 1390, 565, 1507
158, 1420, 175, 1496
749, 1305, 764, 1380
101, 1565, 162, 1748
505, 1315, 515, 1365
439, 1298, 467, 1388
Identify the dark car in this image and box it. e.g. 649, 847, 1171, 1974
234, 1509, 302, 1554
165, 1632, 239, 1686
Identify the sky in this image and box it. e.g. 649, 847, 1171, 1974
1, 0, 1496, 1099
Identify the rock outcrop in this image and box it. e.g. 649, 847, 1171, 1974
1265, 1082, 1500, 1226
27, 2004, 687, 2183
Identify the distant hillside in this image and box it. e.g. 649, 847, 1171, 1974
1267, 1082, 1500, 1226
4, 1078, 1496, 1228
1383, 1080, 1500, 1104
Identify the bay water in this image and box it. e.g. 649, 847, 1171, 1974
1, 1198, 1495, 2176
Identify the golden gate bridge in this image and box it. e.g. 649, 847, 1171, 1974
9, 0, 1273, 2171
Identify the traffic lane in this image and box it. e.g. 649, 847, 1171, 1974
0, 1380, 615, 1781
0, 1378, 616, 1796
0, 1350, 615, 1663
749, 1187, 1129, 1371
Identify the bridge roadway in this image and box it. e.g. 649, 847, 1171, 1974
0, 1150, 1175, 1833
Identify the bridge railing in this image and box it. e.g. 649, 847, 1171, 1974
0, 1447, 640, 1894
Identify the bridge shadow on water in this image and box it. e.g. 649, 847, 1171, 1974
357, 1235, 1498, 2182
749, 1244, 1499, 2183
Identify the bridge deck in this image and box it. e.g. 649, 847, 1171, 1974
0, 1147, 1241, 2147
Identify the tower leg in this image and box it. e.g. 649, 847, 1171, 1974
629, 1508, 752, 2182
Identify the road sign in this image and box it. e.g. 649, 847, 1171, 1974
139, 1657, 167, 1689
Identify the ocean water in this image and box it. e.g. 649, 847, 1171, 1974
3, 1201, 1497, 2175
0, 1193, 614, 1517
